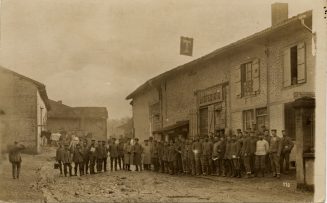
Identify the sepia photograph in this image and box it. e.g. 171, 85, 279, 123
0, 0, 326, 202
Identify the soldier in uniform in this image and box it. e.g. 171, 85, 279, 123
201, 137, 212, 176
118, 139, 125, 170
143, 140, 151, 170
192, 137, 202, 176
72, 144, 84, 176
269, 129, 282, 178
109, 138, 118, 171
62, 144, 73, 177
167, 140, 176, 175
174, 138, 183, 174
224, 135, 232, 177
280, 130, 294, 174
96, 141, 103, 173
102, 141, 108, 172
217, 136, 226, 176
187, 139, 196, 176
249, 131, 258, 175
150, 140, 159, 171
263, 129, 271, 173
212, 136, 220, 176
207, 136, 214, 175
181, 138, 188, 175
123, 138, 132, 171
241, 131, 252, 178
162, 141, 169, 173
55, 143, 64, 176
82, 141, 90, 174
230, 135, 241, 178
89, 140, 97, 174
8, 141, 25, 179
157, 140, 164, 173
236, 129, 245, 174
131, 138, 143, 171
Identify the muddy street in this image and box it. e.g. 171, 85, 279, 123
33, 148, 313, 203
0, 147, 314, 202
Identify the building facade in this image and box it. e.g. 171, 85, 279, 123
0, 67, 50, 154
127, 5, 315, 190
47, 100, 108, 141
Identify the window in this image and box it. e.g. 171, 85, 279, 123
243, 109, 254, 131
241, 62, 253, 97
256, 107, 268, 130
283, 42, 306, 87
234, 59, 260, 98
243, 107, 268, 131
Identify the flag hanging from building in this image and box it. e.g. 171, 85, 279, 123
180, 36, 193, 56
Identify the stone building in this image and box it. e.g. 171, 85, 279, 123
47, 100, 108, 141
0, 66, 50, 154
126, 4, 315, 190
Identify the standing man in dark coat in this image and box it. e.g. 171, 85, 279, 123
102, 141, 108, 172
280, 130, 294, 174
82, 141, 90, 174
174, 138, 183, 174
269, 129, 282, 178
192, 137, 202, 176
56, 143, 65, 176
72, 144, 84, 176
109, 138, 118, 171
132, 138, 143, 171
96, 141, 103, 173
263, 129, 271, 173
89, 140, 97, 174
118, 139, 125, 170
62, 144, 73, 177
8, 141, 25, 179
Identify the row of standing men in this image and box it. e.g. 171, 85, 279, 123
56, 129, 294, 179
142, 129, 293, 178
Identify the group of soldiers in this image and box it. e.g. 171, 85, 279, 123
146, 129, 294, 178
55, 137, 144, 177
55, 128, 294, 179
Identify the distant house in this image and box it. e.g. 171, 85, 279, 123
117, 118, 134, 139
47, 100, 108, 141
0, 66, 50, 154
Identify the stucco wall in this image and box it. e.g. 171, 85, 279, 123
132, 87, 159, 142
0, 71, 38, 153
162, 58, 230, 137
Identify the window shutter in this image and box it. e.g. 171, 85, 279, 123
232, 66, 241, 97
297, 42, 306, 84
252, 59, 260, 93
283, 49, 291, 87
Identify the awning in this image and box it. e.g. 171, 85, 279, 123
153, 120, 189, 134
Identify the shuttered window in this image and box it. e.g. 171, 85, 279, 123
239, 59, 260, 97
283, 42, 306, 87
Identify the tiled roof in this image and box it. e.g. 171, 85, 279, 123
48, 100, 108, 119
0, 66, 51, 110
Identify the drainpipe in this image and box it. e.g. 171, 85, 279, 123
265, 44, 270, 130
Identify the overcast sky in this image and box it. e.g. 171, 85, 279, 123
0, 0, 314, 119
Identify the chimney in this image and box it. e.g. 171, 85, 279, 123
271, 3, 288, 26
57, 100, 62, 104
